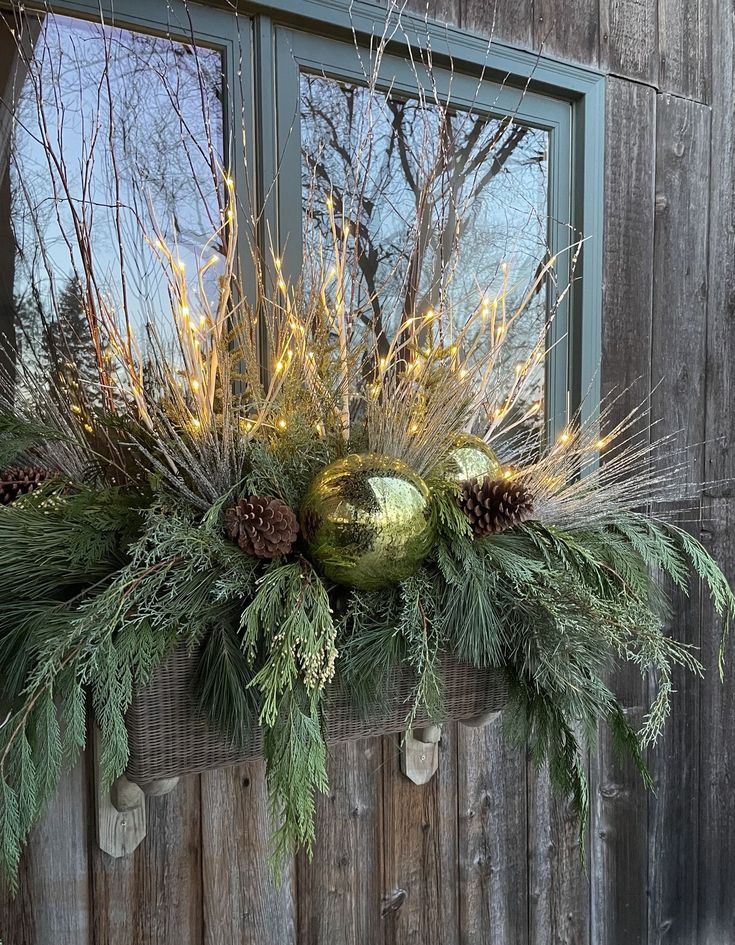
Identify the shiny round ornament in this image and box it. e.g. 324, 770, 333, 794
445, 433, 501, 483
300, 453, 435, 591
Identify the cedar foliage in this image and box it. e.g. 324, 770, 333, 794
0, 432, 733, 891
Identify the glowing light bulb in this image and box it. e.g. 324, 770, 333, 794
277, 418, 287, 431
275, 360, 285, 372
225, 176, 234, 189
71, 404, 82, 415
560, 431, 571, 444
191, 379, 200, 392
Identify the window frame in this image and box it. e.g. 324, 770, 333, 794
251, 0, 606, 434
274, 26, 575, 438
1, 0, 258, 289
2, 0, 605, 432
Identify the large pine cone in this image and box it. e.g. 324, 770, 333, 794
224, 495, 299, 558
459, 475, 535, 537
0, 466, 53, 506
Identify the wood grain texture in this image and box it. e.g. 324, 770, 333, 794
297, 738, 383, 945
599, 78, 657, 411
92, 771, 203, 945
0, 759, 92, 945
600, 0, 659, 84
702, 0, 735, 493
461, 0, 533, 50
699, 3, 735, 938
591, 76, 657, 945
383, 726, 459, 945
647, 91, 710, 945
696, 504, 735, 945
528, 765, 589, 945
651, 94, 710, 486
533, 0, 599, 66
457, 717, 528, 945
658, 0, 711, 102
201, 763, 296, 945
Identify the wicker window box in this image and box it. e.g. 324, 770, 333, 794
125, 647, 509, 784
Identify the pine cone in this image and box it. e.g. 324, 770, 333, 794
459, 475, 535, 537
224, 495, 299, 559
0, 466, 53, 506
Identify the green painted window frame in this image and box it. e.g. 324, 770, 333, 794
256, 0, 605, 430
5, 0, 605, 430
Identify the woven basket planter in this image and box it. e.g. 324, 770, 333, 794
125, 646, 509, 784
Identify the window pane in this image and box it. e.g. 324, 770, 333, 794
300, 73, 549, 441
0, 12, 225, 396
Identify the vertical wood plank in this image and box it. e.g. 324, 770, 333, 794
92, 771, 203, 945
697, 502, 735, 945
457, 717, 528, 945
383, 726, 459, 945
647, 92, 711, 945
201, 762, 296, 945
297, 738, 383, 945
658, 0, 711, 102
650, 96, 710, 480
461, 0, 534, 50
533, 0, 599, 66
591, 76, 657, 945
528, 765, 589, 945
0, 759, 92, 945
600, 0, 659, 85
699, 2, 735, 940
600, 77, 657, 428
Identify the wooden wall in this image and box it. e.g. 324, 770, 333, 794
3, 0, 735, 942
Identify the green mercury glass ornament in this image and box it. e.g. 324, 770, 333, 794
445, 433, 501, 483
300, 453, 435, 591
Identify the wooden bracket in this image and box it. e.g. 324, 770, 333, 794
400, 724, 442, 785
399, 710, 501, 784
460, 709, 502, 729
93, 727, 179, 857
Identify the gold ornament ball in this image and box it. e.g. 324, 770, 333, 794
445, 433, 501, 482
300, 453, 435, 591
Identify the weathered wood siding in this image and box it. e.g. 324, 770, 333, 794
3, 0, 734, 942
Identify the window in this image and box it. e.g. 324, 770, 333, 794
0, 0, 603, 431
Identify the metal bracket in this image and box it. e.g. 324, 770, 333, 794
94, 727, 179, 857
